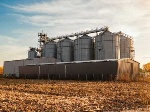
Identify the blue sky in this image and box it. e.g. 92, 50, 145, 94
0, 0, 150, 67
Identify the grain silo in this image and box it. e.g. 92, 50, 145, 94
41, 46, 45, 57
28, 48, 37, 59
57, 38, 74, 62
95, 31, 120, 60
74, 34, 94, 61
119, 33, 135, 59
43, 40, 57, 58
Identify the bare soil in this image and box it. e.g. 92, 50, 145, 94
0, 78, 150, 111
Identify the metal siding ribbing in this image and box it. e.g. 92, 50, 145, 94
49, 65, 56, 80
14, 60, 24, 78
95, 31, 120, 60
50, 65, 54, 79
4, 57, 61, 77
117, 59, 140, 81
20, 66, 29, 79
117, 60, 128, 80
55, 64, 65, 80
19, 66, 25, 79
74, 35, 94, 61
40, 65, 49, 79
3, 61, 15, 75
19, 65, 39, 79
24, 59, 34, 65
90, 61, 117, 81
18, 59, 139, 81
30, 65, 39, 79
120, 36, 134, 59
57, 38, 74, 62
44, 41, 57, 58
66, 61, 118, 81
28, 50, 37, 59
126, 59, 140, 81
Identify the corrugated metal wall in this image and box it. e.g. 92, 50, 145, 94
117, 59, 140, 81
18, 59, 139, 81
66, 61, 117, 80
3, 57, 60, 77
30, 61, 118, 80
19, 65, 39, 79
3, 61, 15, 76
14, 60, 24, 77
40, 64, 49, 79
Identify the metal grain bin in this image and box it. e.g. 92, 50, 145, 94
57, 38, 74, 62
28, 48, 37, 59
74, 35, 94, 61
95, 31, 120, 60
44, 41, 57, 58
120, 35, 135, 59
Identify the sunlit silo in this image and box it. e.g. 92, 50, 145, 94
119, 33, 135, 59
28, 48, 37, 59
57, 38, 74, 62
74, 34, 94, 61
95, 31, 120, 60
43, 40, 57, 58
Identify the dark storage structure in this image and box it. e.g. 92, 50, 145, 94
3, 57, 60, 78
19, 65, 39, 79
19, 58, 140, 81
117, 59, 140, 81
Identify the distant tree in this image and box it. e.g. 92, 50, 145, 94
143, 63, 150, 72
139, 68, 143, 72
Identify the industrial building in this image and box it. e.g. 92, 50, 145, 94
3, 58, 60, 77
3, 26, 139, 80
30, 27, 134, 61
19, 59, 139, 81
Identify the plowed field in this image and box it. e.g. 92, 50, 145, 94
0, 78, 149, 111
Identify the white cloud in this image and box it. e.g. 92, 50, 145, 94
0, 31, 40, 66
1, 0, 150, 67
0, 35, 27, 65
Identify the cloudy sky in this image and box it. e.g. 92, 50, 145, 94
0, 0, 150, 67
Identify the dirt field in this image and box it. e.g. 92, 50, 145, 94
0, 78, 150, 111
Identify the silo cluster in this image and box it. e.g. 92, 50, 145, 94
28, 29, 135, 62
4, 27, 139, 80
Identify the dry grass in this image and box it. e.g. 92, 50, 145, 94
136, 73, 150, 82
0, 78, 149, 111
